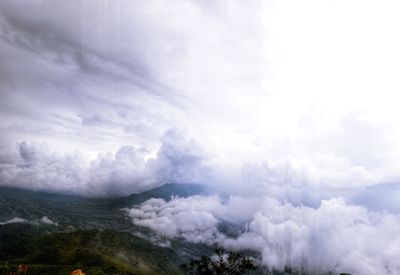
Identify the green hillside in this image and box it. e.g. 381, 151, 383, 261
0, 223, 183, 275
0, 184, 206, 274
0, 184, 350, 275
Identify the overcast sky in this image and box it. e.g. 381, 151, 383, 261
2, 1, 400, 273
1, 0, 400, 197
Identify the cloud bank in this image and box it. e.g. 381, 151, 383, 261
128, 195, 400, 275
0, 129, 210, 196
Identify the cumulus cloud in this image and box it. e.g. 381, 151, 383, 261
0, 129, 212, 196
128, 195, 400, 275
85, 128, 211, 195
0, 141, 88, 194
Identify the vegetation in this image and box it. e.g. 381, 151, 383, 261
180, 248, 257, 275
180, 249, 353, 275
0, 185, 353, 275
0, 224, 182, 275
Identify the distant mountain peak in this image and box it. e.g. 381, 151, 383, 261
114, 183, 207, 208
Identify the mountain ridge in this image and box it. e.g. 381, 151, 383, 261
109, 183, 207, 208
0, 183, 208, 274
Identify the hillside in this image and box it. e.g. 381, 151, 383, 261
0, 223, 182, 275
0, 184, 206, 274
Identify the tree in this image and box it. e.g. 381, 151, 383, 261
181, 248, 257, 275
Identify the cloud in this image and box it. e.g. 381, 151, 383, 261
0, 216, 57, 226
0, 217, 28, 225
1, 0, 400, 201
0, 141, 88, 194
1, 1, 400, 273
128, 195, 261, 240
1, 115, 400, 203
0, 0, 264, 157
232, 197, 400, 275
147, 129, 212, 185
128, 195, 400, 275
0, 129, 212, 196
40, 216, 58, 225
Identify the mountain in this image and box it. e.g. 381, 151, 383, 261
0, 223, 183, 275
0, 183, 208, 275
0, 184, 345, 275
111, 183, 207, 208
0, 183, 205, 230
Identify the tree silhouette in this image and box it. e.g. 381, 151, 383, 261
181, 248, 257, 275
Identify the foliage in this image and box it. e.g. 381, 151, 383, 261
0, 225, 183, 275
181, 248, 257, 275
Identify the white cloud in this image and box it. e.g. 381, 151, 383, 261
0, 129, 212, 196
1, 0, 400, 200
232, 197, 400, 274
0, 216, 58, 226
128, 195, 261, 243
0, 141, 88, 194
128, 195, 400, 275
40, 216, 58, 225
0, 217, 28, 225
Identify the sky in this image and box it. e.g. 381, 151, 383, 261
1, 0, 400, 274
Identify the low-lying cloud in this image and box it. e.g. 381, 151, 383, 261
128, 195, 400, 275
129, 195, 261, 242
0, 216, 57, 226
